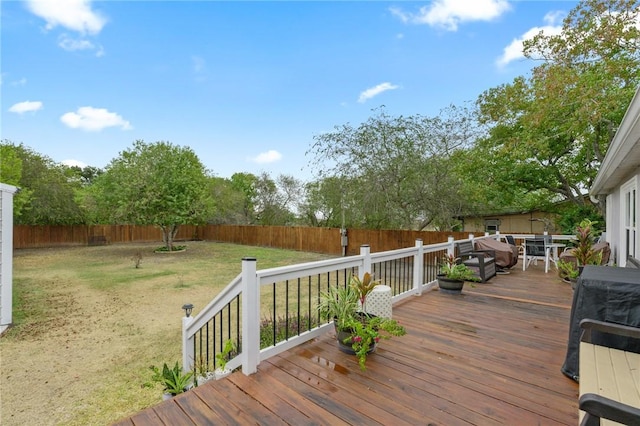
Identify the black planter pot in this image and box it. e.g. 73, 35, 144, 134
437, 275, 465, 294
335, 327, 377, 354
334, 314, 378, 355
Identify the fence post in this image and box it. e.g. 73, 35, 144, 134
241, 257, 259, 375
413, 239, 423, 295
182, 311, 194, 374
360, 245, 371, 276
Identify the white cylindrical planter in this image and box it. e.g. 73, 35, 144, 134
362, 285, 392, 318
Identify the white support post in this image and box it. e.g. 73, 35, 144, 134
0, 184, 18, 334
413, 239, 423, 295
182, 314, 194, 373
241, 257, 259, 375
360, 245, 371, 276
447, 236, 455, 257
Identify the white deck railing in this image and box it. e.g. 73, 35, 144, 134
181, 232, 574, 375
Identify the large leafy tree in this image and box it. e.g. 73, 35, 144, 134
1, 141, 85, 224
299, 176, 349, 227
306, 106, 479, 230
229, 172, 258, 224
90, 140, 214, 250
0, 141, 29, 218
475, 0, 640, 214
253, 172, 301, 226
206, 176, 247, 224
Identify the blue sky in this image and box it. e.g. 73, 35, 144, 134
1, 0, 577, 181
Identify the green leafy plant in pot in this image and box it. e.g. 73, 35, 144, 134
318, 272, 406, 370
437, 254, 480, 294
572, 219, 603, 269
150, 361, 193, 399
214, 339, 237, 380
557, 259, 579, 283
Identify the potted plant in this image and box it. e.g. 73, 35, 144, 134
572, 219, 602, 272
557, 259, 580, 288
150, 361, 193, 400
214, 339, 237, 380
318, 272, 406, 370
437, 254, 481, 294
193, 357, 216, 386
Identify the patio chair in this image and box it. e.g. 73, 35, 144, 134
505, 235, 524, 258
523, 236, 548, 271
456, 240, 497, 283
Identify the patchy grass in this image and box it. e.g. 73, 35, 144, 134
2, 241, 332, 426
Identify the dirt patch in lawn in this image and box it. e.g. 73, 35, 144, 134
1, 241, 332, 426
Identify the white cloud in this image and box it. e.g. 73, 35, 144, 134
60, 106, 132, 131
496, 11, 565, 67
358, 82, 399, 103
9, 101, 43, 114
26, 0, 106, 35
391, 0, 511, 31
58, 34, 103, 56
61, 159, 88, 168
250, 150, 282, 164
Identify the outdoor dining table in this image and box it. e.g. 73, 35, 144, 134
545, 242, 566, 271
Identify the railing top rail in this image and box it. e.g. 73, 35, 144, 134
186, 273, 242, 335
256, 254, 365, 285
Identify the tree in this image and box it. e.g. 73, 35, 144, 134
230, 172, 258, 224
253, 172, 300, 226
299, 177, 349, 227
1, 141, 86, 224
0, 141, 29, 218
306, 106, 480, 230
206, 176, 247, 224
475, 0, 640, 214
90, 140, 214, 250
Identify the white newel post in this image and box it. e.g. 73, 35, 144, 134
413, 239, 423, 294
447, 236, 455, 257
182, 309, 194, 373
242, 257, 259, 375
360, 245, 371, 277
0, 183, 18, 335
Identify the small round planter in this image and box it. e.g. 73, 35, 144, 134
214, 368, 232, 380
437, 275, 465, 294
196, 372, 216, 386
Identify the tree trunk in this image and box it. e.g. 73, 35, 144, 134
160, 225, 179, 251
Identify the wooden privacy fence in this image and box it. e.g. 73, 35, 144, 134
13, 224, 470, 255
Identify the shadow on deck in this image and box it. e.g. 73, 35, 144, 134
115, 261, 579, 425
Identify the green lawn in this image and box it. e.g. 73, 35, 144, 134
2, 241, 332, 426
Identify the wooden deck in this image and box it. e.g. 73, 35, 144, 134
114, 262, 580, 425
